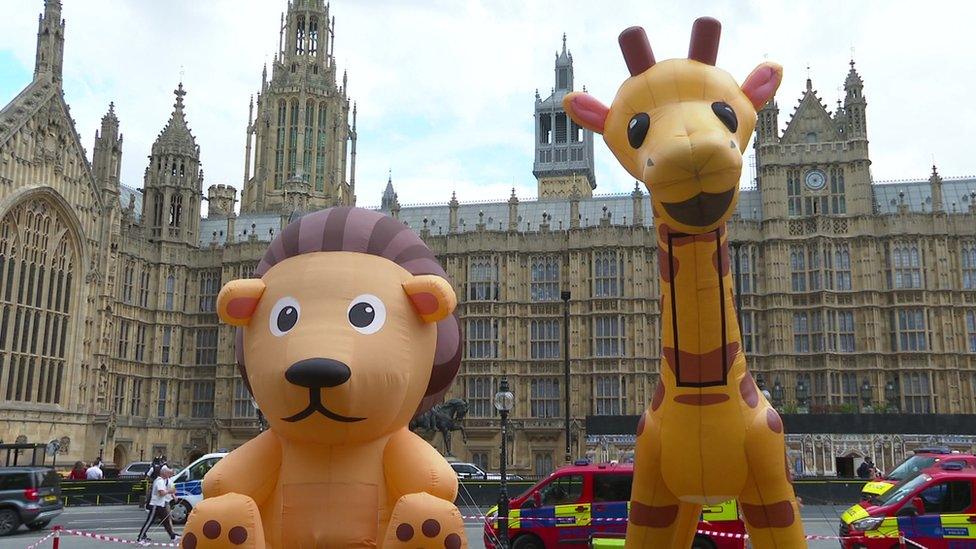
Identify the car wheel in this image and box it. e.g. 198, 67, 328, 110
0, 509, 20, 536
27, 520, 50, 531
511, 534, 544, 549
691, 536, 717, 549
170, 501, 192, 525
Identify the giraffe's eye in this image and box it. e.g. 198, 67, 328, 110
711, 101, 738, 133
627, 113, 650, 149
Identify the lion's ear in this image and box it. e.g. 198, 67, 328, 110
217, 279, 267, 327
402, 275, 456, 323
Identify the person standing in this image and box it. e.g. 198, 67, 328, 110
137, 466, 180, 544
68, 461, 87, 480
85, 461, 104, 480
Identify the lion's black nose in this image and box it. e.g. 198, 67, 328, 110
285, 358, 351, 389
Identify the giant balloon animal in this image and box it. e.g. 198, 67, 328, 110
563, 18, 807, 549
181, 207, 467, 548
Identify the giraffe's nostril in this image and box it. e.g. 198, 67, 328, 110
730, 140, 736, 149
646, 157, 654, 167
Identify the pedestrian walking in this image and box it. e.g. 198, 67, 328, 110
136, 465, 181, 544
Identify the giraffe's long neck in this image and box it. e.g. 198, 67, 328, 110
654, 217, 750, 405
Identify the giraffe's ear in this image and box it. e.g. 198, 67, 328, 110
563, 92, 609, 135
741, 62, 783, 110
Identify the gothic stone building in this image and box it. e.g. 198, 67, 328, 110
2, 1, 975, 476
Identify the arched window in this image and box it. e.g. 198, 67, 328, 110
0, 198, 76, 404
295, 15, 305, 56
165, 275, 175, 310
275, 100, 286, 189
288, 100, 299, 178
303, 100, 314, 180
309, 18, 318, 55
315, 102, 328, 191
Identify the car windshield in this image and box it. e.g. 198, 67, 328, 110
887, 456, 937, 481
876, 474, 931, 507
128, 463, 151, 473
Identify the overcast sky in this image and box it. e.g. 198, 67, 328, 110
1, 0, 974, 213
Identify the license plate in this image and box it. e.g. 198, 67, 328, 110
43, 495, 56, 502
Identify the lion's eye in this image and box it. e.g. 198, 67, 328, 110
627, 113, 650, 149
348, 294, 386, 335
269, 297, 300, 337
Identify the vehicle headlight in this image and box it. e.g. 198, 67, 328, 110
851, 517, 883, 531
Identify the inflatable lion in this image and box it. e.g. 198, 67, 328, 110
181, 207, 467, 549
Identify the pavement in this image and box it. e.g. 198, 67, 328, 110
0, 504, 853, 548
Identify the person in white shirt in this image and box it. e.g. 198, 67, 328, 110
85, 463, 103, 480
136, 466, 180, 544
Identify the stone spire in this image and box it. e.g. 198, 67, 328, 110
381, 171, 397, 212
930, 164, 944, 213
93, 102, 122, 196
34, 0, 65, 85
152, 83, 198, 156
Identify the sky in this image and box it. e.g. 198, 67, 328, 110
1, 0, 974, 213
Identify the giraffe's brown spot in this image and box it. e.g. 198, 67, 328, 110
741, 501, 796, 528
422, 519, 441, 538
629, 501, 679, 528
445, 533, 462, 549
396, 523, 414, 541
663, 342, 740, 385
740, 372, 759, 408
712, 245, 730, 276
228, 526, 248, 545
202, 520, 221, 540
673, 393, 730, 406
658, 247, 678, 283
636, 411, 648, 436
181, 533, 198, 549
651, 381, 665, 412
767, 408, 784, 433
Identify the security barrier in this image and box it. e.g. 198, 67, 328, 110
58, 479, 148, 506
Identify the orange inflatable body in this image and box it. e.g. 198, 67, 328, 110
181, 207, 467, 548
564, 18, 807, 549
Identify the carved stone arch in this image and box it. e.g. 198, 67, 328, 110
0, 186, 89, 266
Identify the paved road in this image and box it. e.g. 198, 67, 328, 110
0, 504, 852, 548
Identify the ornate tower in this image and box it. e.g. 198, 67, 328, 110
533, 35, 595, 199
141, 83, 203, 246
92, 103, 122, 199
240, 0, 356, 214
380, 172, 397, 213
756, 62, 872, 219
33, 0, 64, 85
207, 184, 237, 218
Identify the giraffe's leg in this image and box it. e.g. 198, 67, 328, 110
625, 408, 700, 548
738, 407, 807, 549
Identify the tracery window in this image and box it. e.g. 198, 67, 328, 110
275, 100, 286, 189
0, 199, 74, 404
233, 378, 255, 418
530, 256, 560, 301
593, 375, 624, 415
593, 250, 622, 297
191, 381, 215, 418
467, 256, 499, 301
962, 243, 976, 289
466, 377, 494, 418
303, 101, 314, 181
530, 377, 560, 418
288, 100, 299, 178
891, 309, 927, 351
530, 319, 560, 359
889, 244, 923, 289
198, 270, 220, 313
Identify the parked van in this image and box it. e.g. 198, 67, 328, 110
841, 462, 976, 548
170, 452, 227, 524
860, 447, 976, 501
483, 461, 744, 549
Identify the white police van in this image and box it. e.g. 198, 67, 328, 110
168, 452, 227, 524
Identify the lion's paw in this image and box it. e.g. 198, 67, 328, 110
384, 492, 467, 549
182, 493, 265, 549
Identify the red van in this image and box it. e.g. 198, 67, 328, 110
483, 462, 745, 549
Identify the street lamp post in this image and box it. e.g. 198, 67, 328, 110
885, 379, 898, 413
561, 290, 571, 464
494, 378, 515, 549
860, 380, 873, 412
772, 380, 784, 409
796, 379, 809, 413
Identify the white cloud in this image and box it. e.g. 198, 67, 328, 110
1, 0, 974, 212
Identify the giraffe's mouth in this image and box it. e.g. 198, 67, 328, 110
661, 188, 736, 228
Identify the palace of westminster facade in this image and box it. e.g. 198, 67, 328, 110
2, 0, 975, 476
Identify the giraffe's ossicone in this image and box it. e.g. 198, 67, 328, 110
564, 18, 808, 549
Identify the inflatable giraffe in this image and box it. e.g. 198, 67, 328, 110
564, 18, 806, 549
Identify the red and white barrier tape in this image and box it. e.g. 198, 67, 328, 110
23, 530, 56, 549
60, 529, 177, 547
